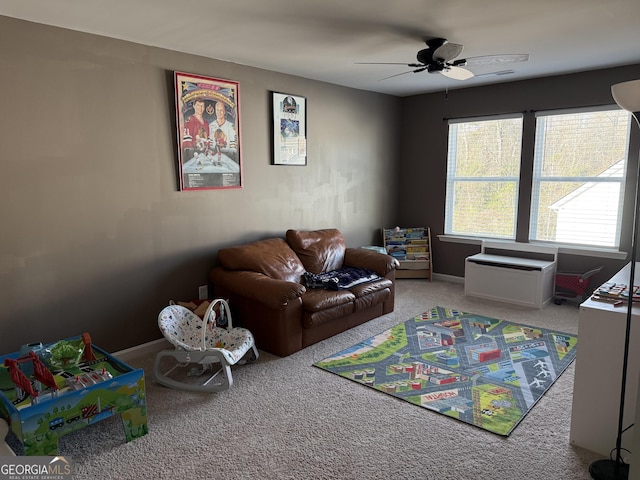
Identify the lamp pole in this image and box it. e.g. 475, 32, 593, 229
590, 78, 640, 480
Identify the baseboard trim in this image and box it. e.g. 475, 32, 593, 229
433, 273, 464, 284
112, 275, 465, 362
113, 338, 170, 362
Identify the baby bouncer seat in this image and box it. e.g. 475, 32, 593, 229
154, 299, 258, 393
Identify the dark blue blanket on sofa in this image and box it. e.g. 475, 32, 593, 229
303, 267, 380, 291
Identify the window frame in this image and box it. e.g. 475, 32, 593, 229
443, 106, 632, 251
444, 113, 524, 240
529, 105, 631, 248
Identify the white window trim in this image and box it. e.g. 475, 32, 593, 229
448, 113, 524, 124
437, 234, 628, 260
534, 104, 622, 117
445, 113, 524, 240
530, 105, 629, 248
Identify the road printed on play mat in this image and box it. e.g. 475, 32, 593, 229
314, 306, 577, 436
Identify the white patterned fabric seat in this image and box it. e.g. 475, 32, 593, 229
153, 299, 258, 393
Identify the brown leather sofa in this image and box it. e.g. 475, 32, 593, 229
210, 229, 399, 357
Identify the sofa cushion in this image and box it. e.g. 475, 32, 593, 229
217, 238, 305, 283
349, 278, 393, 298
301, 288, 355, 313
302, 301, 356, 328
353, 286, 391, 311
286, 229, 346, 274
303, 267, 381, 290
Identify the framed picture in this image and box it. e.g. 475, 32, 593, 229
271, 92, 307, 166
174, 71, 242, 190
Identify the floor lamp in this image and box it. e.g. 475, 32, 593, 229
589, 78, 640, 480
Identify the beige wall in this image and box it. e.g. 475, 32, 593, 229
0, 16, 400, 353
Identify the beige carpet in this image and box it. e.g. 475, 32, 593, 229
23, 280, 606, 479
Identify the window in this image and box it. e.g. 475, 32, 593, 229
444, 107, 632, 249
445, 115, 523, 239
530, 107, 631, 248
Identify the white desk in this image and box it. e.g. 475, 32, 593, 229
570, 262, 640, 461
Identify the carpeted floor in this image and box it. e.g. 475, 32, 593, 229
12, 279, 606, 479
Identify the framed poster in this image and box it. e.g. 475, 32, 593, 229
272, 92, 307, 166
174, 71, 242, 190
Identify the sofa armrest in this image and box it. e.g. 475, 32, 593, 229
344, 248, 399, 276
210, 267, 306, 309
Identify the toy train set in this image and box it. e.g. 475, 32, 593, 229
1, 333, 124, 408
0, 333, 148, 455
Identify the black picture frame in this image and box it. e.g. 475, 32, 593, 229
271, 92, 307, 166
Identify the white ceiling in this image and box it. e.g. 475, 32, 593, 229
2, 0, 640, 97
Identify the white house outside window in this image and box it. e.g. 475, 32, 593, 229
445, 108, 631, 249
530, 107, 631, 248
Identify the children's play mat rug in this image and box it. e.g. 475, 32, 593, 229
314, 307, 577, 436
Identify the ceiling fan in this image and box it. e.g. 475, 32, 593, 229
360, 37, 529, 81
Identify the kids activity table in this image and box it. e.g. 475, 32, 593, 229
0, 335, 148, 455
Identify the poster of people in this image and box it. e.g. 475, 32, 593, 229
272, 92, 307, 166
175, 72, 242, 190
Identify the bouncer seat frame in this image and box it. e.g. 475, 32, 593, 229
154, 298, 258, 393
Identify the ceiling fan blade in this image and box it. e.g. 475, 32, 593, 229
441, 66, 474, 81
355, 62, 425, 68
433, 42, 464, 62
379, 66, 429, 81
355, 62, 413, 65
474, 69, 515, 78
357, 37, 523, 83
464, 54, 529, 66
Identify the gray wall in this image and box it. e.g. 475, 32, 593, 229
3, 14, 640, 355
400, 65, 640, 282
0, 16, 400, 353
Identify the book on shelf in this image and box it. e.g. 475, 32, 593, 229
382, 226, 432, 280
